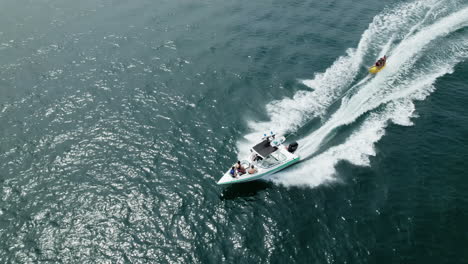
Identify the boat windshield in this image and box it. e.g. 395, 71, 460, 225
270, 151, 286, 161
257, 152, 286, 168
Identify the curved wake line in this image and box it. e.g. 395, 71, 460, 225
238, 0, 468, 187
299, 5, 468, 157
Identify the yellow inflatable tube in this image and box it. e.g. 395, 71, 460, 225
369, 64, 385, 74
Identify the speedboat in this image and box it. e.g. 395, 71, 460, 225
217, 132, 300, 185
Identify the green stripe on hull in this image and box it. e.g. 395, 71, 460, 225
218, 157, 300, 185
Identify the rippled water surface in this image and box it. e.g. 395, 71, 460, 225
1, 0, 467, 263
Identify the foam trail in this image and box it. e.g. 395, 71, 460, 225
269, 99, 416, 187
237, 0, 444, 159
271, 58, 464, 187
297, 5, 468, 157
272, 4, 468, 187
235, 0, 468, 187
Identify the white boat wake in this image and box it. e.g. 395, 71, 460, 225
238, 0, 468, 187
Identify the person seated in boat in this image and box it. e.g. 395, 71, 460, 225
234, 161, 244, 170
236, 161, 246, 175
248, 165, 257, 174
229, 166, 237, 178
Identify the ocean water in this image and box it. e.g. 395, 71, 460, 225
0, 0, 467, 263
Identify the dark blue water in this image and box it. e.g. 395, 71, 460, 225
1, 0, 467, 263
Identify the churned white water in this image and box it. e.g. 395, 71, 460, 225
238, 0, 468, 187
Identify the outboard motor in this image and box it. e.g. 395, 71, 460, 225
287, 142, 298, 153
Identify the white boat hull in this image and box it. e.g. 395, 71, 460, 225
217, 147, 300, 185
